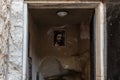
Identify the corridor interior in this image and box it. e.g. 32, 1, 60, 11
28, 8, 95, 80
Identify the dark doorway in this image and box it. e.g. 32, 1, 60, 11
28, 8, 95, 80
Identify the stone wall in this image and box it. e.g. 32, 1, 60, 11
0, 0, 24, 80
8, 0, 24, 80
106, 1, 120, 80
0, 0, 11, 80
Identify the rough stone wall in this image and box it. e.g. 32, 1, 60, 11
0, 0, 11, 80
106, 2, 120, 80
8, 0, 24, 80
0, 0, 24, 80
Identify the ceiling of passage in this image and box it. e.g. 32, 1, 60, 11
29, 9, 94, 26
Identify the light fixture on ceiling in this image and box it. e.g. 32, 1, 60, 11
57, 11, 68, 17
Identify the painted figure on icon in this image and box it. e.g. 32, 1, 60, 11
54, 30, 65, 47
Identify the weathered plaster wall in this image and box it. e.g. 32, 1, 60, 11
29, 16, 91, 80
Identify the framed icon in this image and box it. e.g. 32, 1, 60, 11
54, 30, 65, 47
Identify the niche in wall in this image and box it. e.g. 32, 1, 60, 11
28, 8, 95, 80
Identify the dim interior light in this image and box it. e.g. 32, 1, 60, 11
57, 11, 68, 17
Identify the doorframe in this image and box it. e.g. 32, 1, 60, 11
23, 1, 105, 80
